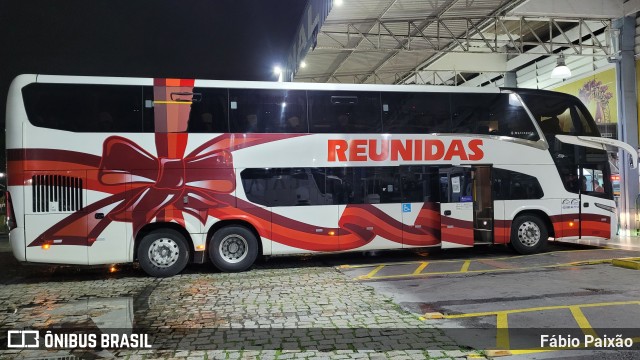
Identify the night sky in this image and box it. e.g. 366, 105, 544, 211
0, 0, 308, 124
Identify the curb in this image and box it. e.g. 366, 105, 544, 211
612, 257, 640, 270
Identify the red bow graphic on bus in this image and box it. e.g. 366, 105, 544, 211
29, 133, 301, 248
95, 135, 235, 233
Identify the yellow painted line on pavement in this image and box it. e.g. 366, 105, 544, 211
413, 262, 429, 275
460, 260, 471, 273
569, 306, 598, 338
612, 257, 640, 270
338, 248, 623, 270
355, 258, 615, 280
419, 312, 445, 320
340, 260, 434, 269
559, 259, 615, 266
440, 300, 640, 319
484, 350, 513, 357
496, 313, 509, 350
428, 300, 640, 356
357, 265, 385, 280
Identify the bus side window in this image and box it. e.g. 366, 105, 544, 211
187, 88, 228, 133
382, 92, 451, 134
401, 166, 440, 203
492, 168, 544, 200
229, 89, 307, 133
450, 93, 500, 135
23, 83, 146, 133
241, 168, 271, 206
496, 94, 539, 141
309, 91, 381, 133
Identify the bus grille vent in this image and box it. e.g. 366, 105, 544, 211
32, 175, 83, 213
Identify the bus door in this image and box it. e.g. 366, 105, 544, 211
472, 166, 494, 244
578, 164, 612, 240
439, 165, 494, 248
399, 165, 441, 248
440, 167, 474, 248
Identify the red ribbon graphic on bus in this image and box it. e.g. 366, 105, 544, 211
24, 133, 443, 250
19, 77, 444, 251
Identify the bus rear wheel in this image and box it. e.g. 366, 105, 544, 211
510, 215, 548, 255
138, 229, 190, 277
209, 225, 258, 272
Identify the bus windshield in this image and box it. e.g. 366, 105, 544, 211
518, 92, 600, 140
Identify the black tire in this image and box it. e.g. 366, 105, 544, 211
510, 215, 548, 255
209, 225, 258, 272
137, 229, 190, 277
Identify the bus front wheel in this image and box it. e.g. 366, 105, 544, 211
510, 215, 548, 255
209, 226, 258, 272
138, 229, 190, 277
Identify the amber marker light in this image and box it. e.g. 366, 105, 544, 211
196, 244, 206, 250
328, 231, 336, 236
569, 222, 575, 227
41, 244, 50, 250
109, 265, 117, 273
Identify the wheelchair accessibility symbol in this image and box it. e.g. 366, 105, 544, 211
402, 203, 411, 213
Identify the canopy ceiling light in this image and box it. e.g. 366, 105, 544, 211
551, 54, 571, 79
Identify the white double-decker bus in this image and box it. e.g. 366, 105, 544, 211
6, 75, 637, 277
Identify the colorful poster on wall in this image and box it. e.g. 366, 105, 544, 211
552, 67, 618, 125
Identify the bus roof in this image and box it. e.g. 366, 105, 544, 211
23, 74, 570, 98
30, 74, 500, 94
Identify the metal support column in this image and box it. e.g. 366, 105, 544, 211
614, 16, 639, 235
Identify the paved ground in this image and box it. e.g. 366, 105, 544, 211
339, 242, 640, 359
0, 235, 479, 360
1, 235, 640, 359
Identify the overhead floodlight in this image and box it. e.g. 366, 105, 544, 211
335, 0, 343, 6
551, 54, 571, 79
274, 66, 282, 75
300, 61, 307, 68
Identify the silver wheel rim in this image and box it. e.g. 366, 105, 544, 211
517, 221, 541, 247
148, 238, 180, 268
219, 234, 249, 264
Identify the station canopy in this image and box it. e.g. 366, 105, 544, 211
293, 0, 636, 88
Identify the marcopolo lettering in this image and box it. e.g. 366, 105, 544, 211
327, 139, 484, 162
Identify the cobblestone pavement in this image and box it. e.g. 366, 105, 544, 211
0, 240, 481, 360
